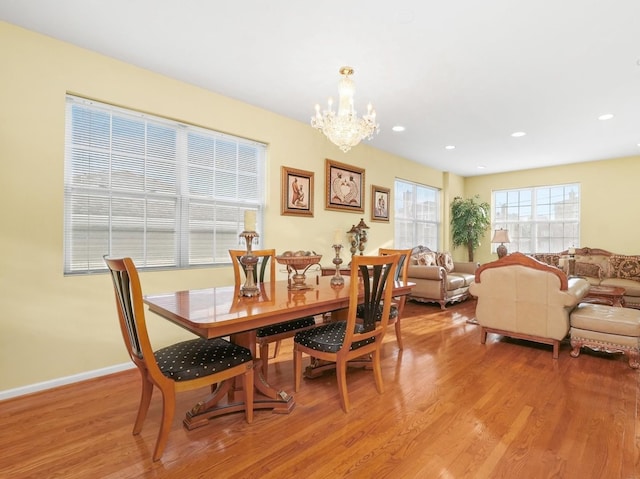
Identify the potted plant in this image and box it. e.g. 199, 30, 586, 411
451, 195, 491, 262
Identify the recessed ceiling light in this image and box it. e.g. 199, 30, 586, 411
511, 131, 526, 137
598, 113, 614, 121
392, 125, 405, 132
477, 165, 486, 169
445, 145, 455, 150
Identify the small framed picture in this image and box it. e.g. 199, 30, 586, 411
325, 159, 365, 213
281, 166, 314, 217
371, 185, 390, 222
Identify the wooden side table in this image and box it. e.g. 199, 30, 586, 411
581, 285, 626, 307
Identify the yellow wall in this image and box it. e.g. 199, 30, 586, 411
0, 22, 455, 392
6, 21, 632, 394
465, 157, 640, 265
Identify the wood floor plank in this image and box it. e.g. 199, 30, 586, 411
0, 299, 638, 478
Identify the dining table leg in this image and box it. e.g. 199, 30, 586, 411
181, 330, 295, 430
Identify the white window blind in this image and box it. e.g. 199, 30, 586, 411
394, 179, 440, 249
63, 95, 265, 274
493, 183, 580, 253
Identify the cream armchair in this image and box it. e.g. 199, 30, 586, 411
469, 253, 590, 358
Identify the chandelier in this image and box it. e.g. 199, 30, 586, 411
311, 66, 379, 153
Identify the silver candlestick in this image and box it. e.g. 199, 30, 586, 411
239, 230, 260, 297
331, 244, 344, 286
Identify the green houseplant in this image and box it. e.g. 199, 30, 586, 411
451, 195, 491, 262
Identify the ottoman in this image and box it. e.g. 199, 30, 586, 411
569, 303, 640, 368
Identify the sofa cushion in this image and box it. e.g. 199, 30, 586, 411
600, 278, 640, 296
609, 255, 640, 280
451, 272, 476, 287
446, 275, 465, 291
570, 304, 640, 337
437, 252, 454, 272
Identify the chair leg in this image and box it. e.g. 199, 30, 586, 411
394, 318, 404, 350
133, 373, 154, 435
243, 364, 254, 424
259, 343, 270, 381
372, 349, 384, 394
153, 387, 175, 462
336, 360, 350, 413
272, 340, 282, 358
293, 347, 302, 392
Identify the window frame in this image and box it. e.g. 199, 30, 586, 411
492, 183, 580, 254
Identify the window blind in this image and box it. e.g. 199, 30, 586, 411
394, 179, 440, 249
63, 95, 265, 274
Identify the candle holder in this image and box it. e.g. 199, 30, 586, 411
346, 218, 370, 261
347, 224, 360, 259
239, 230, 260, 297
331, 244, 344, 286
356, 218, 369, 255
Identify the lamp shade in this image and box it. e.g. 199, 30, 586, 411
491, 229, 511, 244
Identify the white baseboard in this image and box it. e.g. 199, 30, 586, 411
0, 363, 135, 401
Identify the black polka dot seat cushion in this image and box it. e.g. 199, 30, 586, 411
256, 316, 316, 338
294, 321, 374, 353
154, 338, 252, 382
356, 302, 398, 321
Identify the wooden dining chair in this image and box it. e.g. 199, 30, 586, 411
293, 254, 400, 412
104, 256, 254, 462
377, 247, 412, 350
229, 249, 316, 380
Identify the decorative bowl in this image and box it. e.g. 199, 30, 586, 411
276, 253, 322, 289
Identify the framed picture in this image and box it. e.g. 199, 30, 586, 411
371, 185, 390, 222
325, 159, 365, 213
281, 166, 314, 217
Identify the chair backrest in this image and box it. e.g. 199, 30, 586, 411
469, 252, 590, 340
104, 256, 157, 373
342, 254, 399, 350
378, 248, 411, 284
229, 249, 276, 285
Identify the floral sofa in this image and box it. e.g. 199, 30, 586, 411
406, 245, 478, 309
530, 247, 640, 309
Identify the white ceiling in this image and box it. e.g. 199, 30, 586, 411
2, 0, 640, 177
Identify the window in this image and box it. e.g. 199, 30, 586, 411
493, 183, 580, 254
64, 95, 266, 274
394, 179, 440, 249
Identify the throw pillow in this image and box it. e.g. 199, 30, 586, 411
530, 253, 561, 268
416, 251, 436, 266
437, 252, 454, 272
574, 262, 602, 279
609, 255, 640, 280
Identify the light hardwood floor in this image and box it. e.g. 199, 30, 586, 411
1, 300, 638, 478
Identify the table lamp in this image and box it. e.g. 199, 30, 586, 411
491, 228, 511, 259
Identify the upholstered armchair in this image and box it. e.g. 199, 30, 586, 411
469, 252, 590, 358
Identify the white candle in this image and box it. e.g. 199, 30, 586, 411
333, 229, 343, 245
244, 210, 256, 231
568, 247, 575, 255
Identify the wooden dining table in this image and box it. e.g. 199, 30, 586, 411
143, 275, 413, 429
